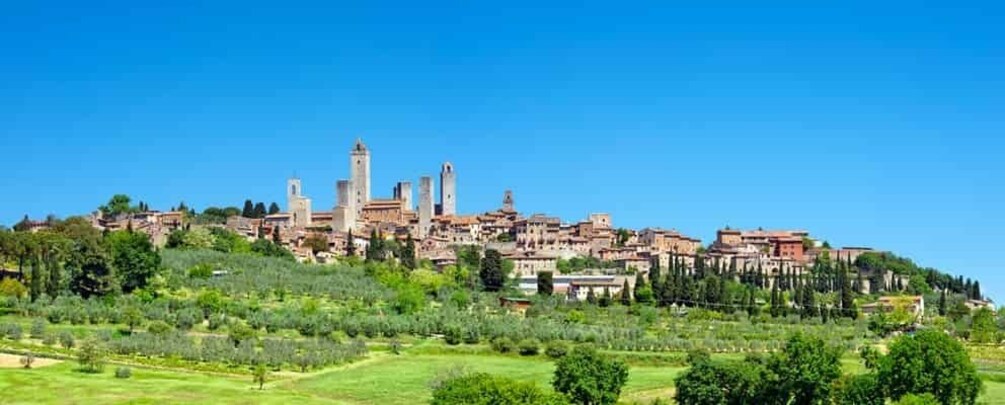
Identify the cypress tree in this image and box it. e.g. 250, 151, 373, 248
586, 288, 597, 305
345, 229, 356, 257
268, 202, 281, 215
242, 200, 254, 218
253, 202, 267, 218
401, 234, 416, 270
938, 289, 948, 316
479, 249, 505, 292
537, 271, 554, 296
620, 279, 632, 306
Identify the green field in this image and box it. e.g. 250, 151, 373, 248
3, 350, 1005, 404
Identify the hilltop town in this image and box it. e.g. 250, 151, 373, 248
13, 138, 986, 311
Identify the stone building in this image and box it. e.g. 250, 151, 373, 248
506, 251, 559, 277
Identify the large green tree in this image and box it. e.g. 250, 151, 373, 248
67, 238, 115, 298
552, 346, 628, 405
878, 329, 982, 405
537, 271, 554, 296
106, 230, 161, 293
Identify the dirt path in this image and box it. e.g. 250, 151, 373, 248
0, 353, 62, 368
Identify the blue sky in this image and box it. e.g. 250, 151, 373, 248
2, 1, 1003, 298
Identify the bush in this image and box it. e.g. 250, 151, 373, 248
895, 393, 940, 405
518, 339, 541, 356
187, 263, 213, 279
77, 339, 105, 373
3, 323, 23, 340
42, 333, 57, 346
30, 319, 46, 339
545, 341, 571, 359
0, 278, 27, 298
879, 329, 982, 405
115, 366, 133, 379
491, 337, 516, 354
59, 330, 75, 349
207, 313, 227, 331
431, 372, 569, 405
146, 320, 173, 335
443, 324, 463, 346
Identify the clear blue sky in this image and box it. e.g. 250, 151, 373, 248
2, 1, 1003, 299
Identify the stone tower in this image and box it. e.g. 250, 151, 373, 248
333, 180, 356, 232
350, 138, 370, 217
393, 181, 413, 211
286, 178, 312, 228
439, 162, 456, 216
502, 190, 514, 211
418, 176, 434, 238
287, 177, 302, 212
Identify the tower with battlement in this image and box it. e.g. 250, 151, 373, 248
333, 179, 356, 232
394, 181, 413, 212
440, 162, 456, 216
350, 139, 370, 218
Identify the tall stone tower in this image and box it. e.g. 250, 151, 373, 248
333, 180, 356, 232
502, 190, 515, 212
440, 162, 456, 216
393, 181, 413, 211
350, 138, 370, 217
418, 176, 434, 238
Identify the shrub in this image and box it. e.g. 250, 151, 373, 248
42, 333, 57, 346
894, 393, 940, 405
229, 322, 257, 345
491, 337, 516, 354
77, 339, 105, 373
545, 341, 571, 359
30, 319, 46, 339
207, 313, 226, 331
4, 323, 23, 340
147, 320, 173, 335
0, 278, 27, 298
443, 324, 463, 346
879, 329, 981, 405
115, 366, 133, 379
518, 339, 541, 356
59, 330, 75, 349
431, 372, 569, 405
187, 263, 213, 279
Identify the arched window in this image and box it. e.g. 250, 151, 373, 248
291, 184, 298, 196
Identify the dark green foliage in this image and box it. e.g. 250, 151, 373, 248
832, 374, 884, 405
619, 279, 631, 306
106, 230, 161, 293
479, 249, 505, 292
365, 230, 385, 262
553, 346, 628, 405
674, 354, 764, 405
268, 202, 281, 215
766, 333, 843, 404
67, 238, 115, 299
401, 235, 417, 270
431, 372, 569, 405
250, 239, 294, 261
538, 271, 554, 296
878, 330, 982, 405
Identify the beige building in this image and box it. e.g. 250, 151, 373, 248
506, 251, 559, 277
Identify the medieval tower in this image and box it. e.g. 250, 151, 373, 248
350, 138, 371, 217
333, 179, 356, 232
286, 177, 312, 228
440, 162, 456, 216
394, 181, 413, 211
418, 176, 434, 238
